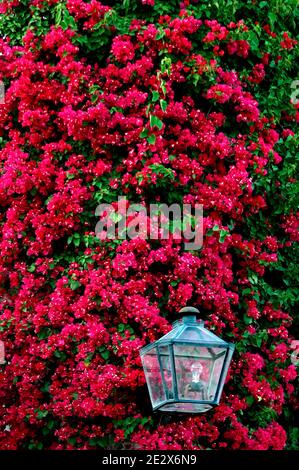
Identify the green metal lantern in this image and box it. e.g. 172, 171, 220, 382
140, 307, 235, 413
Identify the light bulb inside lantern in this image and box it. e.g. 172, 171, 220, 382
191, 362, 203, 383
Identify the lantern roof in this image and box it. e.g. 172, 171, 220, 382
140, 311, 234, 355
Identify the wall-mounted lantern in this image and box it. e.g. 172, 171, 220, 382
140, 307, 234, 413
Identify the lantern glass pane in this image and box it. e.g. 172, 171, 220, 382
158, 345, 173, 400
173, 345, 226, 402
207, 352, 227, 400
141, 349, 165, 408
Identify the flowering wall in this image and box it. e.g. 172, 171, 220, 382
0, 0, 298, 450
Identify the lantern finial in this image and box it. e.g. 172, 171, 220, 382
179, 306, 200, 324
178, 306, 199, 314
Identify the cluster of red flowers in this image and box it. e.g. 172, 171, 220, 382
0, 1, 297, 450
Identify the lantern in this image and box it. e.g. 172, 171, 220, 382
140, 307, 235, 413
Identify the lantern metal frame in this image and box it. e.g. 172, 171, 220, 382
140, 307, 235, 413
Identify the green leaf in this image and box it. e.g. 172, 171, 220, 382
54, 4, 63, 25
69, 280, 81, 290
150, 115, 163, 130
247, 30, 260, 53
242, 288, 252, 295
268, 11, 277, 28
219, 229, 228, 243
101, 350, 110, 360
37, 328, 53, 340
36, 410, 48, 420
139, 128, 148, 138
54, 350, 68, 361
152, 91, 160, 102
61, 9, 77, 31
147, 134, 156, 145
160, 99, 167, 112
156, 30, 165, 41
161, 57, 172, 75
27, 264, 36, 273
248, 272, 258, 284
73, 237, 80, 247
246, 396, 255, 406
89, 438, 98, 446
68, 437, 77, 446
244, 315, 253, 325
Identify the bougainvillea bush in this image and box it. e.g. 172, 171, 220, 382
0, 0, 298, 450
